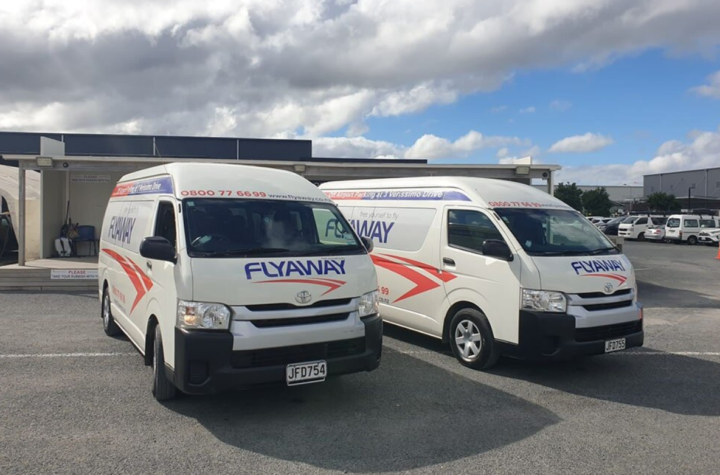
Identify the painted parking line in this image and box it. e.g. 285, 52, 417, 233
1, 350, 719, 359
0, 352, 136, 359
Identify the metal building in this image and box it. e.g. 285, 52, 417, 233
644, 167, 720, 211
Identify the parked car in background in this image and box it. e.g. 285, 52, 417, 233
698, 226, 720, 246
600, 217, 626, 236
645, 225, 666, 243
618, 216, 667, 241
665, 215, 720, 245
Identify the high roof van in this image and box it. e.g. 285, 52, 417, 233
320, 177, 643, 369
99, 163, 381, 400
665, 214, 720, 245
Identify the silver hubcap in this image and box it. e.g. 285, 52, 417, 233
103, 293, 110, 327
455, 320, 482, 360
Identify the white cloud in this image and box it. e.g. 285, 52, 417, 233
313, 136, 403, 159
0, 0, 719, 136
519, 106, 536, 114
491, 105, 508, 113
405, 130, 527, 160
550, 100, 573, 112
556, 124, 720, 185
549, 133, 614, 153
497, 147, 510, 158
691, 70, 720, 99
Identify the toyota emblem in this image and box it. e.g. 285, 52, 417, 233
295, 291, 312, 304
603, 282, 614, 295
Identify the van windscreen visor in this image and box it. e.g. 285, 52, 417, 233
496, 208, 619, 256
182, 199, 364, 258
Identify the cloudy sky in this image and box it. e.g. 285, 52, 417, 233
1, 0, 720, 185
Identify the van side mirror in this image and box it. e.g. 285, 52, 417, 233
482, 239, 513, 261
140, 237, 177, 264
360, 236, 374, 253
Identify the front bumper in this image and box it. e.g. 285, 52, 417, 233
172, 314, 382, 394
497, 309, 643, 361
699, 235, 719, 244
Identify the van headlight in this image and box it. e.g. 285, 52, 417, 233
177, 300, 232, 330
521, 289, 567, 313
358, 291, 379, 317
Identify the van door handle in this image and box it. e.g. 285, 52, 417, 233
146, 261, 152, 270
443, 258, 455, 266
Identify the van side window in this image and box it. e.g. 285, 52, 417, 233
700, 220, 715, 228
684, 219, 699, 228
636, 217, 648, 225
448, 210, 504, 254
154, 202, 177, 250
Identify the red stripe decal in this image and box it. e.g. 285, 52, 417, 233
102, 249, 149, 312
371, 255, 440, 303
377, 253, 457, 283
582, 273, 627, 284
255, 278, 346, 296
128, 258, 154, 292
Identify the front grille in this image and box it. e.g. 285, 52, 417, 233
577, 289, 632, 299
245, 298, 352, 312
231, 337, 366, 369
250, 313, 349, 328
582, 300, 634, 312
575, 320, 642, 343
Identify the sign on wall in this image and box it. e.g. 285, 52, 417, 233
50, 269, 99, 280
71, 174, 111, 183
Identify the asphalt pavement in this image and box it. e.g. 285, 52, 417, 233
1, 241, 719, 475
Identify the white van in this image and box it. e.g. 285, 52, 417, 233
617, 215, 666, 240
99, 163, 381, 400
665, 214, 720, 245
320, 177, 643, 369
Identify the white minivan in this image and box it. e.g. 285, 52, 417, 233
665, 214, 720, 245
320, 177, 643, 369
99, 163, 381, 400
617, 215, 666, 240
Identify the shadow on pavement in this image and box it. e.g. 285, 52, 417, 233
167, 347, 559, 473
492, 349, 720, 417
637, 280, 720, 309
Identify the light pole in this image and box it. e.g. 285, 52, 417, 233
688, 184, 696, 212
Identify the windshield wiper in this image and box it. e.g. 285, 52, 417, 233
529, 250, 590, 256
587, 247, 618, 255
193, 247, 290, 257
298, 245, 364, 256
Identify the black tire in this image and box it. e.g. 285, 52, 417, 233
688, 236, 698, 245
638, 232, 645, 241
102, 286, 122, 337
152, 325, 177, 401
449, 308, 499, 370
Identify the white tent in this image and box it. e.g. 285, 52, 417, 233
0, 164, 41, 260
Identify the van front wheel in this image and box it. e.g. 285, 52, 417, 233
152, 325, 177, 401
449, 308, 499, 370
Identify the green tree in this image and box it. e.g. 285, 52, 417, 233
646, 192, 681, 212
582, 187, 613, 216
554, 182, 584, 211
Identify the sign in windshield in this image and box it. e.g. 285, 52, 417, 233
183, 199, 363, 258
496, 209, 617, 256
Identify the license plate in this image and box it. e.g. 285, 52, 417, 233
286, 360, 327, 386
605, 338, 626, 353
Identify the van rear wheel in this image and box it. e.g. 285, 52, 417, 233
152, 325, 177, 401
449, 308, 499, 370
102, 287, 121, 337
687, 236, 698, 245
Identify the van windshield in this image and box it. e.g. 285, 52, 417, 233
496, 208, 618, 256
182, 199, 364, 258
